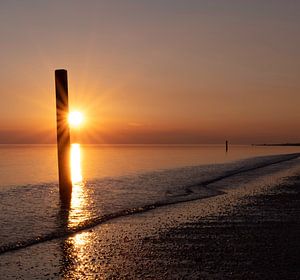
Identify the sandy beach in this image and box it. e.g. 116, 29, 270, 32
1, 0, 300, 278
1, 158, 300, 279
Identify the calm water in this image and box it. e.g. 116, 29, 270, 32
0, 144, 300, 254
0, 144, 299, 187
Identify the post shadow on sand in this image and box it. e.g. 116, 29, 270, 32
56, 201, 70, 274
55, 198, 76, 277
55, 69, 72, 204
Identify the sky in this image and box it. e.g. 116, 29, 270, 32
0, 0, 299, 144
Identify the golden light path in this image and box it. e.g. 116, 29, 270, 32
71, 143, 83, 184
69, 143, 88, 228
62, 143, 94, 278
64, 116, 95, 278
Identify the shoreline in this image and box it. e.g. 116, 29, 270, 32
1, 159, 300, 278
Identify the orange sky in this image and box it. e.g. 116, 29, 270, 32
0, 1, 299, 144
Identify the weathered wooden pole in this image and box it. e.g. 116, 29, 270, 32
55, 69, 72, 202
226, 140, 228, 152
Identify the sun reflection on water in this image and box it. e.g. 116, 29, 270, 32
71, 143, 82, 184
68, 143, 89, 228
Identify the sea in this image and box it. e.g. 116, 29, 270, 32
0, 144, 300, 255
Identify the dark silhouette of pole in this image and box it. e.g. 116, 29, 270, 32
55, 69, 72, 203
226, 140, 228, 152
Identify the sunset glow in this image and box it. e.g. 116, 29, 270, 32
1, 2, 300, 278
0, 1, 299, 145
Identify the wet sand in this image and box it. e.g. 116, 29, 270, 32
1, 162, 300, 279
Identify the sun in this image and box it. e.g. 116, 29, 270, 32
69, 111, 83, 127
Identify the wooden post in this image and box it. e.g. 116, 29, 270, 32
226, 140, 228, 152
55, 69, 72, 202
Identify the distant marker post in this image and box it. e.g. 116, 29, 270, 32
55, 69, 72, 203
226, 140, 229, 152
